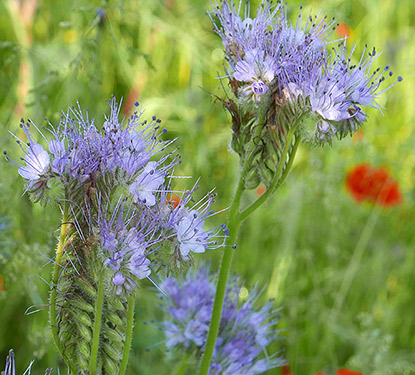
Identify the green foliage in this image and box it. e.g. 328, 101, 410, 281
347, 314, 415, 375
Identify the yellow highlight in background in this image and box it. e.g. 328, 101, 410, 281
64, 29, 77, 44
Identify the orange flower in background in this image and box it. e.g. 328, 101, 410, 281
345, 163, 403, 207
166, 193, 181, 209
352, 129, 364, 144
336, 22, 355, 42
256, 185, 266, 196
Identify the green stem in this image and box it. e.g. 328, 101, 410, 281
119, 293, 136, 375
199, 116, 301, 375
239, 130, 301, 222
198, 177, 243, 375
89, 272, 105, 375
198, 113, 265, 375
49, 201, 77, 374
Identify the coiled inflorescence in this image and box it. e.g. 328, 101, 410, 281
156, 266, 284, 374
209, 1, 402, 189
210, 0, 401, 143
5, 98, 227, 373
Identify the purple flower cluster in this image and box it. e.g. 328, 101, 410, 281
157, 266, 283, 374
7, 98, 170, 200
7, 98, 227, 294
210, 0, 402, 144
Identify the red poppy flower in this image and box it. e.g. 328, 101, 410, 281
281, 365, 294, 375
345, 163, 402, 207
0, 274, 5, 292
314, 369, 364, 375
337, 369, 364, 375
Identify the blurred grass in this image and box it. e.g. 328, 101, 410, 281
0, 0, 415, 374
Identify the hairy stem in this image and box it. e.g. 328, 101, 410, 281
119, 293, 136, 375
49, 200, 77, 375
198, 113, 265, 375
199, 117, 300, 375
89, 272, 105, 375
198, 174, 243, 375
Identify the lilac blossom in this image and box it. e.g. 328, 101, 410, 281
156, 266, 283, 374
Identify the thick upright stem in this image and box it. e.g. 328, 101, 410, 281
199, 118, 300, 375
119, 293, 136, 375
49, 201, 77, 374
198, 115, 264, 375
89, 272, 105, 375
198, 174, 243, 375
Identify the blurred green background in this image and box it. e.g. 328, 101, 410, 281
0, 0, 414, 374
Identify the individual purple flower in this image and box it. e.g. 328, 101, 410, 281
95, 199, 153, 295
129, 161, 165, 206
48, 139, 69, 175
233, 49, 276, 102
5, 119, 51, 198
17, 143, 50, 185
156, 266, 283, 374
175, 210, 209, 256
155, 186, 229, 263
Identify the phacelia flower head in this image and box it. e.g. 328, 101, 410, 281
7, 98, 227, 293
209, 1, 402, 189
6, 97, 174, 204
345, 163, 403, 207
156, 265, 283, 374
